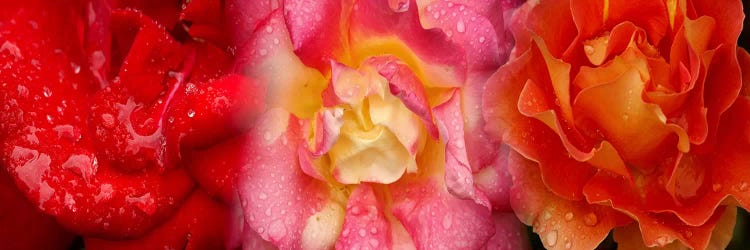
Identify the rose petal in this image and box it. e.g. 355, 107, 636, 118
84, 190, 229, 250
613, 206, 736, 250
234, 10, 327, 119
473, 144, 513, 211
508, 151, 630, 250
349, 0, 467, 88
335, 183, 392, 250
0, 171, 74, 250
483, 42, 596, 200
283, 0, 345, 72
367, 56, 440, 140
237, 108, 335, 248
390, 175, 495, 249
433, 89, 476, 200
420, 0, 502, 71
484, 212, 531, 250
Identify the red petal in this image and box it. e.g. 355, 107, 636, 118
85, 190, 229, 250
0, 171, 74, 249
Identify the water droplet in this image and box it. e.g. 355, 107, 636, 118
351, 205, 362, 215
268, 220, 287, 241
564, 238, 572, 249
456, 20, 466, 33
370, 227, 378, 234
187, 109, 195, 118
712, 183, 722, 192
545, 230, 558, 247
622, 114, 630, 120
259, 49, 268, 56
583, 212, 598, 226
584, 45, 595, 55
265, 26, 274, 33
433, 11, 440, 19
564, 212, 573, 221
358, 229, 366, 237
263, 131, 273, 142
42, 86, 51, 98
655, 235, 670, 246
739, 182, 748, 192
71, 62, 81, 74
442, 213, 453, 229
184, 83, 197, 95
1, 41, 23, 60
479, 36, 486, 43
273, 38, 280, 45
258, 192, 267, 200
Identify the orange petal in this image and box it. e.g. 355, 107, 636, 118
508, 151, 630, 250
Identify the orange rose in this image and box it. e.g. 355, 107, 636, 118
484, 0, 750, 249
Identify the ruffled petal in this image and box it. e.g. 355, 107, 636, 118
367, 56, 439, 139
349, 0, 467, 88
483, 42, 596, 200
508, 151, 630, 250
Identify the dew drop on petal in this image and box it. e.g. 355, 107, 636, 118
187, 109, 196, 118
583, 212, 598, 226
456, 20, 466, 33
545, 230, 558, 247
564, 212, 573, 221
712, 183, 722, 192
584, 45, 595, 55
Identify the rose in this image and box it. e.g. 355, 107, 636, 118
0, 0, 262, 248
231, 0, 530, 248
483, 0, 750, 249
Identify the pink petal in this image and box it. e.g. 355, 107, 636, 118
366, 56, 439, 139
433, 90, 475, 200
485, 212, 531, 250
349, 0, 467, 88
390, 177, 494, 249
283, 0, 344, 72
473, 144, 513, 211
237, 109, 330, 248
335, 184, 391, 250
420, 0, 502, 71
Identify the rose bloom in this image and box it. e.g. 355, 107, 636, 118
484, 0, 750, 249
230, 0, 531, 249
0, 0, 264, 249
